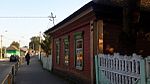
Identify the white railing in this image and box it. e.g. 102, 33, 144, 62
95, 53, 149, 84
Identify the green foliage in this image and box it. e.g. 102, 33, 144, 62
40, 34, 51, 56
29, 36, 41, 51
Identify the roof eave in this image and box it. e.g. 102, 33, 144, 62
44, 1, 94, 34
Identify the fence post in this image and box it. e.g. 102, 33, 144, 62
95, 55, 99, 84
12, 65, 15, 84
146, 56, 150, 84
140, 58, 146, 84
8, 74, 11, 84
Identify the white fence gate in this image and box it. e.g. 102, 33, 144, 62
95, 53, 150, 84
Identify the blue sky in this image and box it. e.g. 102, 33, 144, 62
0, 0, 91, 47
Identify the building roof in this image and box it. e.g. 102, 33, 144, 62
7, 46, 19, 51
20, 47, 28, 52
45, 1, 150, 34
45, 1, 94, 34
93, 0, 150, 8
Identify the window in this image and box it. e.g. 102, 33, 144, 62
56, 39, 60, 64
64, 36, 69, 65
74, 32, 83, 70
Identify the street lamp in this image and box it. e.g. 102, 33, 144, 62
19, 40, 21, 57
0, 35, 3, 59
39, 31, 42, 60
0, 30, 7, 59
18, 36, 25, 57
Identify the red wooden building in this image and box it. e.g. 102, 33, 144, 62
45, 0, 150, 84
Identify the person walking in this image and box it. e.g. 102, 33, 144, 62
25, 52, 30, 65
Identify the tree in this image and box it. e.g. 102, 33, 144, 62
29, 36, 41, 51
10, 41, 20, 49
40, 34, 51, 56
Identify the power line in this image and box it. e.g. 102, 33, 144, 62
0, 12, 56, 25
0, 16, 49, 18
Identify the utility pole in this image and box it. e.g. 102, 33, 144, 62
0, 35, 2, 59
19, 40, 21, 57
39, 31, 42, 60
0, 30, 7, 58
48, 12, 56, 25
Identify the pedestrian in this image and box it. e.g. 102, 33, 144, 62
25, 52, 30, 65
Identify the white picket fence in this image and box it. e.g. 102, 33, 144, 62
41, 55, 52, 71
95, 53, 150, 84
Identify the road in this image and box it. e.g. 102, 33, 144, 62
0, 60, 17, 83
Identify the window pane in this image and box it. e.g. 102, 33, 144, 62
76, 40, 83, 48
76, 48, 83, 68
74, 32, 83, 70
64, 37, 69, 65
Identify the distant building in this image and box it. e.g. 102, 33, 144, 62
6, 46, 20, 57
20, 47, 28, 56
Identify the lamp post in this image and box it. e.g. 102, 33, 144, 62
19, 40, 21, 57
0, 35, 3, 59
18, 36, 25, 57
39, 31, 41, 60
0, 30, 8, 59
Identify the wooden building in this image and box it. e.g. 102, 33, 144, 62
45, 0, 150, 84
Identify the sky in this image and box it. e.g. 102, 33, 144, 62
0, 0, 92, 47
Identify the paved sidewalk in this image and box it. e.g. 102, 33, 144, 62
0, 58, 9, 62
15, 56, 69, 84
